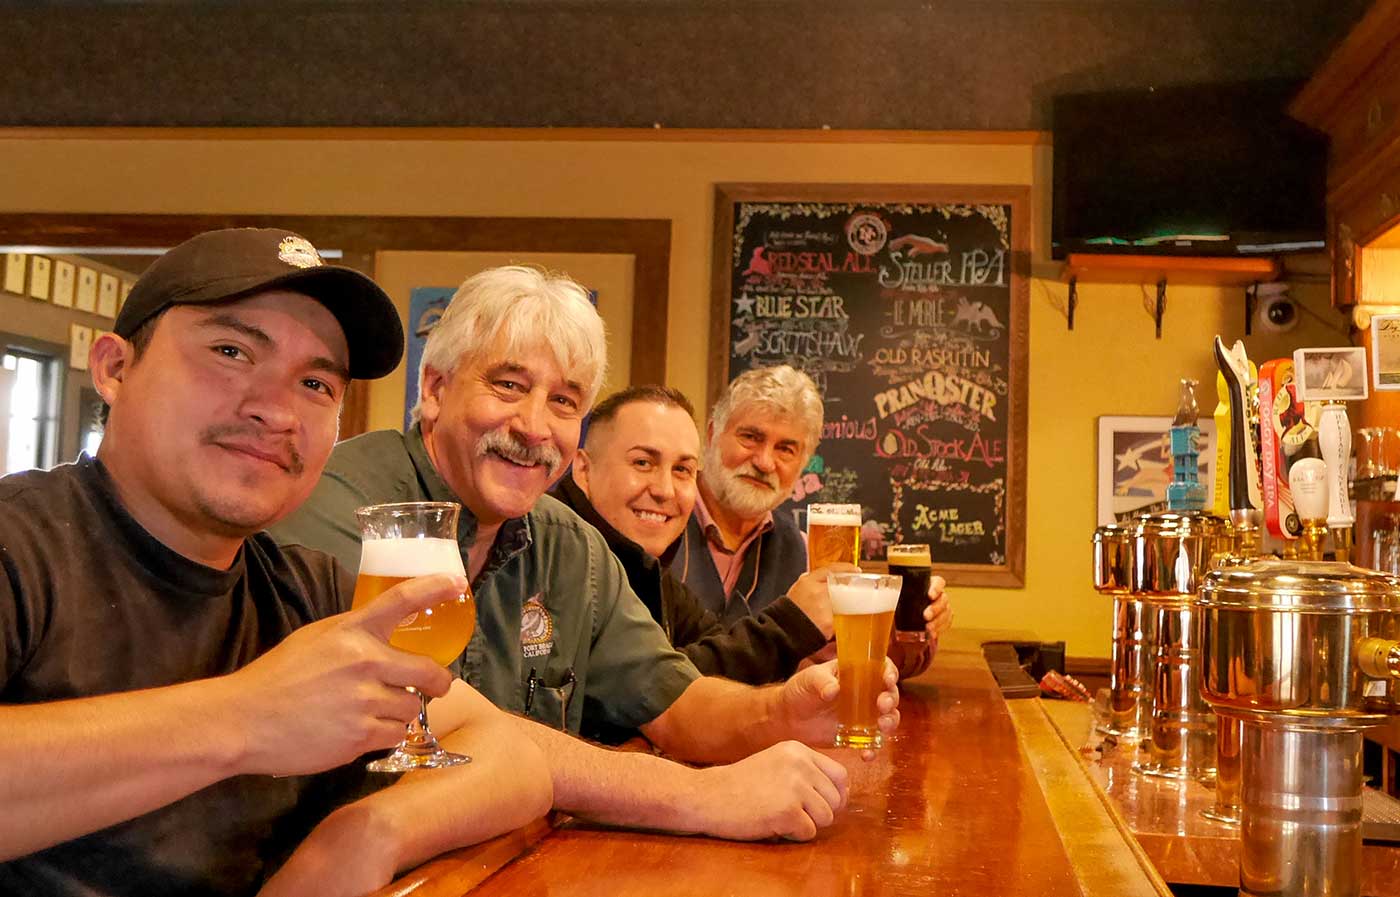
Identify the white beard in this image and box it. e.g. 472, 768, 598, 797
702, 441, 787, 519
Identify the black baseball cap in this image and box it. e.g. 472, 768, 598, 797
113, 228, 404, 379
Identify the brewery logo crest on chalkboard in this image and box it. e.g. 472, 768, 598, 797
845, 213, 889, 256
719, 195, 1024, 582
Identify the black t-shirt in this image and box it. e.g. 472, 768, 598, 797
0, 456, 365, 897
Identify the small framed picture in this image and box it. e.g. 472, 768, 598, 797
4, 253, 25, 295
28, 256, 51, 301
97, 273, 119, 318
52, 260, 75, 307
69, 324, 93, 371
75, 267, 98, 313
1371, 315, 1400, 391
1293, 346, 1370, 402
1097, 415, 1217, 525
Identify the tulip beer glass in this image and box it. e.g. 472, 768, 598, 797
353, 501, 475, 772
807, 503, 862, 570
830, 572, 900, 749
888, 544, 932, 643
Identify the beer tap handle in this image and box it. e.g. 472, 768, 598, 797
1317, 400, 1355, 532
1213, 337, 1263, 514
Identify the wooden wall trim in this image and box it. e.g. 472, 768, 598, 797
0, 213, 671, 436
0, 126, 1051, 146
1290, 0, 1400, 130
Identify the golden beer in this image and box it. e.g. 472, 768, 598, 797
807, 503, 861, 570
830, 572, 900, 749
352, 536, 474, 667
354, 502, 473, 772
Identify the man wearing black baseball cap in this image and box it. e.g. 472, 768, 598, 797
0, 229, 550, 897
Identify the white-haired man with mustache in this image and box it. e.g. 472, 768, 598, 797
274, 266, 904, 844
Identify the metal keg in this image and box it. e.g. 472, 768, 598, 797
1093, 523, 1152, 738
1199, 559, 1400, 897
1132, 512, 1231, 779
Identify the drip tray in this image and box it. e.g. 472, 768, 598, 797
1363, 787, 1400, 843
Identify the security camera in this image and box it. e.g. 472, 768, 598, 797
1255, 285, 1299, 334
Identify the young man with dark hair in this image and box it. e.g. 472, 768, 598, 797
0, 229, 551, 897
558, 384, 834, 684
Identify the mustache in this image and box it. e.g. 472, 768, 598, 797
729, 464, 778, 490
476, 426, 563, 477
201, 423, 304, 475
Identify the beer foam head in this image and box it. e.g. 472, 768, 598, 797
807, 503, 862, 527
888, 544, 931, 567
828, 574, 900, 614
359, 537, 466, 578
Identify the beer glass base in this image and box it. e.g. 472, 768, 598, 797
834, 726, 883, 750
368, 745, 472, 773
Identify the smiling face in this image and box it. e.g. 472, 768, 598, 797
573, 400, 700, 558
702, 403, 807, 521
418, 337, 585, 528
94, 290, 349, 555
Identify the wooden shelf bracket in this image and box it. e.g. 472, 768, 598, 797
1155, 278, 1167, 338
1067, 276, 1078, 330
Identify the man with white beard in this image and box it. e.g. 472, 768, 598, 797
670, 366, 825, 625
671, 366, 948, 679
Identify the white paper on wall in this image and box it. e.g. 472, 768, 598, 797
69, 325, 93, 371
28, 257, 52, 301
52, 261, 75, 307
97, 274, 119, 318
76, 267, 98, 313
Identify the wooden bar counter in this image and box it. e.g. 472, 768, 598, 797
372, 632, 1169, 897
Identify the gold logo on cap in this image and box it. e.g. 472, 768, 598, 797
278, 235, 324, 269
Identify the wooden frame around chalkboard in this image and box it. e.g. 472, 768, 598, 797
709, 183, 1029, 588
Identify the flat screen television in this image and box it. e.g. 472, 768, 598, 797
1051, 80, 1327, 260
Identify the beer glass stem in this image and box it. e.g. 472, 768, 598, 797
365, 686, 472, 772
407, 687, 433, 745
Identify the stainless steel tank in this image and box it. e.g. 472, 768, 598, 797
1093, 523, 1152, 739
1132, 511, 1231, 779
1199, 558, 1400, 897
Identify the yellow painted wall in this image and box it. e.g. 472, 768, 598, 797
0, 131, 1350, 656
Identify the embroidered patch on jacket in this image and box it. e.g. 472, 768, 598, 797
520, 593, 554, 659
278, 235, 324, 269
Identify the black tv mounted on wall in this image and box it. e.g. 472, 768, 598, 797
1051, 80, 1328, 260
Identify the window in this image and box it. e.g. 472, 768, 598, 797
2, 347, 62, 475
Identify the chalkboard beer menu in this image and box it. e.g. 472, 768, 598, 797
710, 185, 1028, 587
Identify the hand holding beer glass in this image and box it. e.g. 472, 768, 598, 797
353, 502, 476, 772
829, 572, 901, 749
807, 503, 862, 570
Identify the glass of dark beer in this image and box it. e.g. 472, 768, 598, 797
887, 543, 932, 643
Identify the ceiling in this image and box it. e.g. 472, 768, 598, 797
0, 1, 1373, 130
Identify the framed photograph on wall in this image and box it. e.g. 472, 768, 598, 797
1371, 314, 1400, 391
1097, 415, 1216, 525
1293, 346, 1369, 402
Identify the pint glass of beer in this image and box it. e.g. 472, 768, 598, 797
807, 503, 862, 570
830, 572, 901, 749
353, 501, 475, 772
888, 544, 933, 643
